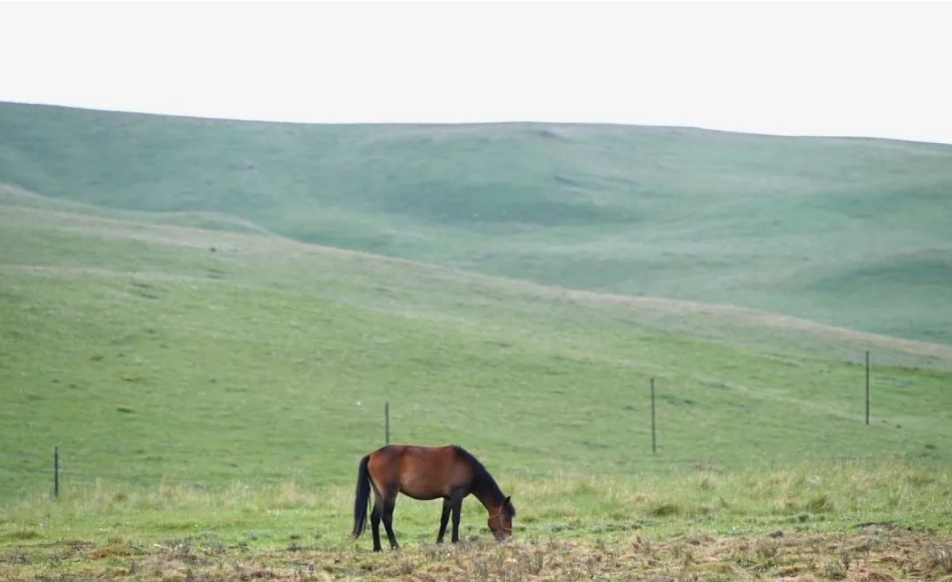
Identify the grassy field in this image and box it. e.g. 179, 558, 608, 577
2, 104, 952, 579
2, 102, 951, 344
2, 189, 952, 579
3, 197, 951, 492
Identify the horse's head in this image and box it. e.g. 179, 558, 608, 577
488, 496, 515, 541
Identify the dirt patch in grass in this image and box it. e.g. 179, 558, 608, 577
2, 527, 951, 581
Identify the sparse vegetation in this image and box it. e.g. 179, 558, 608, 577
2, 517, 950, 580
2, 462, 951, 579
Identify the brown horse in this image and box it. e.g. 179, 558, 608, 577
352, 444, 515, 551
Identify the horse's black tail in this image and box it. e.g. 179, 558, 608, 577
352, 455, 371, 539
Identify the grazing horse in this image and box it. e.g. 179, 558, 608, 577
352, 444, 515, 551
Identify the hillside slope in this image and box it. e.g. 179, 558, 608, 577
1, 102, 950, 343
3, 198, 951, 499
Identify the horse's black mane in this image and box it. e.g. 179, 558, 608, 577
452, 445, 514, 515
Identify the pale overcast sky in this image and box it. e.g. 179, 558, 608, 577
2, 1, 951, 145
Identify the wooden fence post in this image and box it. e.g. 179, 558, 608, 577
866, 350, 871, 425
651, 378, 657, 454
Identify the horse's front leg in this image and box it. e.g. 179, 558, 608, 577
436, 498, 452, 544
450, 498, 462, 543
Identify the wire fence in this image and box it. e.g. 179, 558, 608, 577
4, 351, 889, 500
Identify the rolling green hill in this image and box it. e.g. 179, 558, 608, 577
2, 101, 950, 344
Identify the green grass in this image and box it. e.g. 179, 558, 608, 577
2, 202, 951, 501
3, 461, 951, 548
2, 102, 951, 344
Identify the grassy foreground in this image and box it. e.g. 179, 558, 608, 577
2, 461, 952, 581
4, 530, 952, 582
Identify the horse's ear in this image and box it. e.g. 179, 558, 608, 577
505, 496, 511, 504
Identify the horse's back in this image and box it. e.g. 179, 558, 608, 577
366, 444, 472, 500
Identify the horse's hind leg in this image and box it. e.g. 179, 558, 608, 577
382, 494, 399, 549
370, 498, 383, 552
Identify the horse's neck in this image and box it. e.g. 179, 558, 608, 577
470, 472, 502, 510
471, 488, 496, 511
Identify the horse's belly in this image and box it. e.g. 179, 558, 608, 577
399, 475, 459, 500
399, 488, 444, 501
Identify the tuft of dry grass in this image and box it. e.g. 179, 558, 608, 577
3, 527, 952, 581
